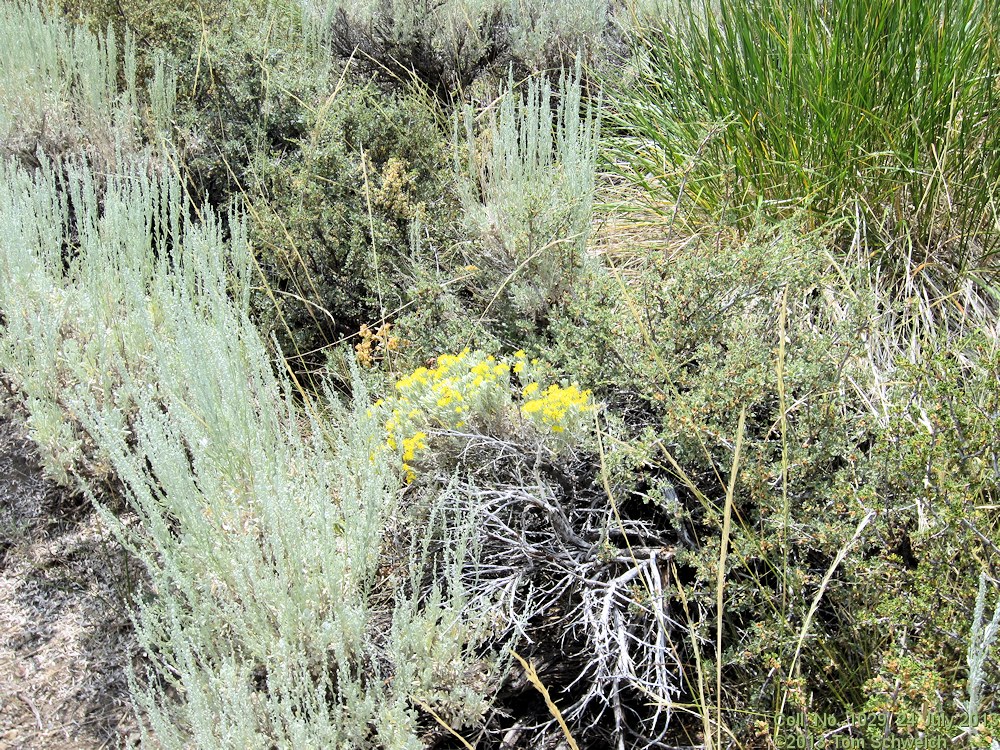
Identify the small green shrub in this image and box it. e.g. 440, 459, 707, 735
251, 82, 455, 364
844, 334, 1000, 736
523, 218, 1000, 742
55, 0, 218, 58
167, 4, 335, 208
55, 0, 335, 210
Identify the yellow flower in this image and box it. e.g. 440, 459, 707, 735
379, 348, 524, 462
520, 383, 592, 434
401, 431, 428, 462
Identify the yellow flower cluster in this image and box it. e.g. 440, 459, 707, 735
382, 348, 514, 482
521, 383, 593, 433
377, 348, 593, 484
400, 431, 427, 483
390, 348, 511, 428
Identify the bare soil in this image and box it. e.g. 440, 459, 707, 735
0, 416, 138, 749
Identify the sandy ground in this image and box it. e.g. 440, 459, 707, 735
0, 416, 139, 749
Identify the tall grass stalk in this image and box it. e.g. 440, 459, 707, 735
777, 287, 790, 612
671, 564, 714, 749
715, 408, 744, 750
785, 511, 876, 690
511, 650, 581, 750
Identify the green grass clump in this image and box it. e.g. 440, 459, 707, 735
613, 0, 1000, 264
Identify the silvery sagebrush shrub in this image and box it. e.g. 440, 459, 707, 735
966, 573, 1000, 733
305, 0, 610, 95
455, 63, 599, 328
0, 0, 178, 485
0, 156, 178, 483
0, 151, 510, 747
505, 0, 609, 71
0, 0, 169, 163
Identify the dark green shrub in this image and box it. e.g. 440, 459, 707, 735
849, 336, 1000, 738
55, 0, 215, 57
514, 220, 1000, 742
55, 0, 332, 209
250, 83, 456, 366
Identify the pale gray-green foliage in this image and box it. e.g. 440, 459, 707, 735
0, 154, 506, 747
505, 0, 608, 69
0, 158, 174, 482
965, 572, 1000, 728
457, 65, 599, 316
0, 3, 180, 481
0, 11, 503, 743
304, 0, 608, 73
0, 0, 147, 158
